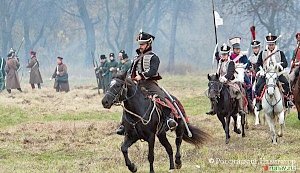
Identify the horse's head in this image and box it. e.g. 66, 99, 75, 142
102, 73, 133, 109
207, 73, 223, 101
265, 67, 278, 97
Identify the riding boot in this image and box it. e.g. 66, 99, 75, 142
116, 125, 125, 135
7, 89, 11, 94
17, 88, 22, 92
37, 83, 41, 89
31, 84, 35, 89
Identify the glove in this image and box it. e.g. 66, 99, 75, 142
56, 72, 59, 75
49, 77, 52, 81
94, 67, 97, 70
220, 76, 227, 83
275, 63, 283, 71
109, 67, 114, 71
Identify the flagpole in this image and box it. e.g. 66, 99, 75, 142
211, 0, 218, 73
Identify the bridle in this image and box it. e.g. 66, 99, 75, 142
208, 80, 223, 99
105, 78, 138, 105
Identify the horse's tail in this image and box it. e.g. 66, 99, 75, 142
182, 124, 210, 148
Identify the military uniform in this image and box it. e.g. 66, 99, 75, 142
289, 33, 300, 88
107, 53, 118, 82
0, 57, 6, 91
51, 57, 69, 92
26, 51, 43, 89
116, 31, 177, 135
96, 55, 109, 93
207, 44, 246, 115
255, 34, 290, 110
117, 51, 131, 75
5, 52, 22, 93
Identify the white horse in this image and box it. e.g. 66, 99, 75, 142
261, 61, 285, 144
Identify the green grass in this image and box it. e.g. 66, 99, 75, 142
0, 74, 299, 173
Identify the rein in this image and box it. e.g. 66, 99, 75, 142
108, 78, 162, 133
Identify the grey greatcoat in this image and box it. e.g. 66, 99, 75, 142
26, 58, 43, 84
5, 57, 21, 89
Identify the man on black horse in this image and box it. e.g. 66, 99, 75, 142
116, 30, 178, 135
255, 33, 291, 111
206, 43, 246, 116
289, 32, 300, 89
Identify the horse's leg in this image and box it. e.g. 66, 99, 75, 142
232, 114, 241, 134
147, 134, 156, 173
225, 115, 231, 144
277, 111, 285, 137
174, 121, 184, 169
157, 132, 175, 172
265, 114, 277, 144
217, 114, 226, 130
241, 112, 246, 137
121, 136, 138, 172
236, 113, 241, 130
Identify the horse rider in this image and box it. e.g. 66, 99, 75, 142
206, 43, 246, 116
116, 30, 177, 135
248, 40, 261, 84
255, 33, 291, 111
289, 32, 300, 89
229, 37, 252, 111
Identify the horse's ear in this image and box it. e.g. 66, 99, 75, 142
207, 74, 211, 80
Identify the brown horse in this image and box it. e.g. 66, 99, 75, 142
292, 73, 300, 120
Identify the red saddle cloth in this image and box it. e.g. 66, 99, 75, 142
151, 96, 189, 123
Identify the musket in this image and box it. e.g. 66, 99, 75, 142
91, 51, 100, 94
161, 86, 192, 137
16, 37, 25, 56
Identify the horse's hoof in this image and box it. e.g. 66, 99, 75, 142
245, 124, 249, 129
129, 163, 137, 173
234, 129, 241, 134
278, 133, 283, 137
225, 139, 230, 144
169, 169, 175, 172
175, 163, 182, 169
242, 133, 246, 137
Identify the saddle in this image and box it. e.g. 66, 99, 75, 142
148, 95, 189, 123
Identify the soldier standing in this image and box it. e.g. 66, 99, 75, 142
51, 57, 69, 92
97, 55, 109, 93
0, 56, 6, 91
5, 50, 22, 93
108, 53, 118, 82
26, 51, 43, 89
118, 51, 131, 75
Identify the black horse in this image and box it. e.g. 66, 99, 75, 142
207, 73, 246, 144
102, 73, 209, 173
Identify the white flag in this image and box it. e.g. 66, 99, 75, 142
214, 11, 223, 28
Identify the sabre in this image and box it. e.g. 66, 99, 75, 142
161, 86, 192, 137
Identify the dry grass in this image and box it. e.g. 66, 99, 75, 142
0, 74, 299, 173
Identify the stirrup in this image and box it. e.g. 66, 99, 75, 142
167, 119, 178, 130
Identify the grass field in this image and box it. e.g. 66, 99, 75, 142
0, 75, 299, 173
